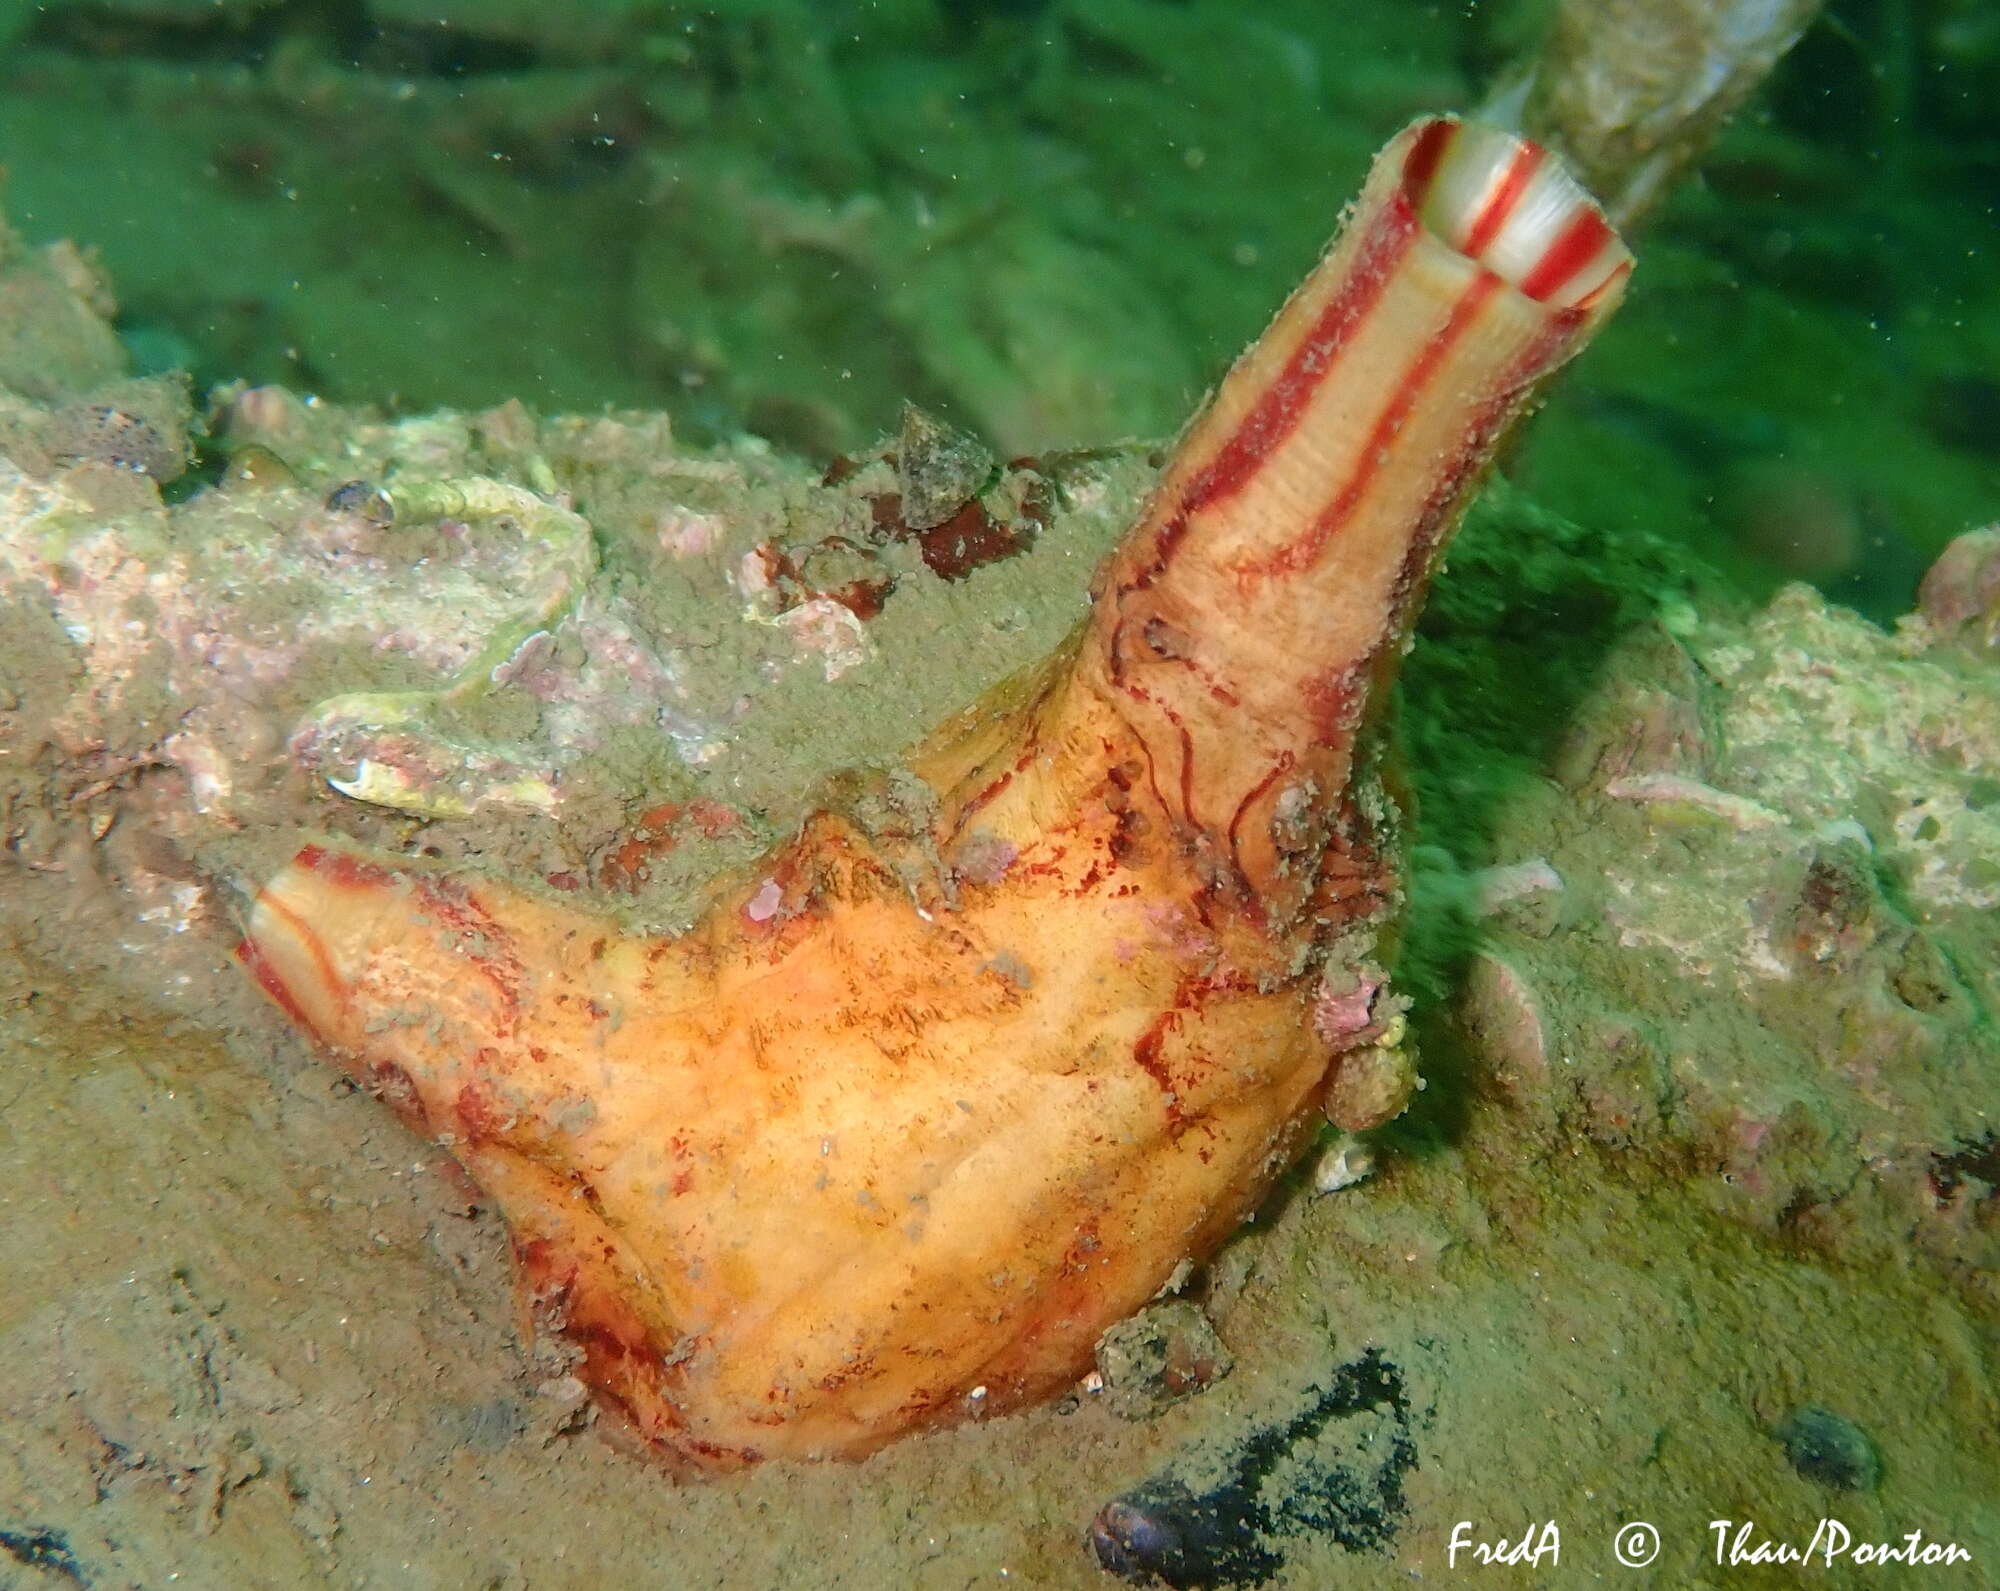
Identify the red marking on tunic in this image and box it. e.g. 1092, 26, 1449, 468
1300, 664, 1361, 746
234, 934, 326, 1044
1173, 720, 1197, 830
1130, 616, 1242, 709
1383, 307, 1586, 623
517, 1241, 695, 1451
239, 871, 354, 1039
1107, 799, 1150, 867
296, 842, 395, 892
1224, 751, 1295, 874
454, 1066, 509, 1145
411, 879, 527, 1032
1104, 616, 1129, 685
1132, 1011, 1186, 1134
1014, 843, 1069, 882
953, 769, 1014, 832
1131, 737, 1168, 827
945, 741, 1039, 845
1307, 306, 1587, 732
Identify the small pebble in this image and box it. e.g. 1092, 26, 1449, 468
1310, 1133, 1376, 1195
1775, 1404, 1879, 1491
325, 478, 395, 527
46, 402, 185, 482
895, 401, 995, 531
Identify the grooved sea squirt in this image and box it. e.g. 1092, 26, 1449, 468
238, 118, 1632, 1472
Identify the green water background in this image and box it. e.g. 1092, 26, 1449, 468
1, 0, 1995, 623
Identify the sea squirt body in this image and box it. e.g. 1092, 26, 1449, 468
239, 116, 1631, 1470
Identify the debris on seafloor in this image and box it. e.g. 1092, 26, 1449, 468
1091, 1300, 1236, 1423
1088, 1351, 1418, 1589
892, 401, 997, 533
230, 117, 1630, 1472
1774, 1404, 1881, 1493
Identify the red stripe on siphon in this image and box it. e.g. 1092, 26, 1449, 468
1127, 193, 1422, 590
1376, 307, 1588, 634
1571, 258, 1633, 314
1462, 141, 1545, 258
1185, 198, 1420, 518
1518, 207, 1614, 304
1245, 270, 1504, 584
1399, 118, 1458, 204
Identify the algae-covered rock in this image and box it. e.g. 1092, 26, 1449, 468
0, 210, 127, 401
1453, 571, 2000, 1288
0, 368, 1144, 932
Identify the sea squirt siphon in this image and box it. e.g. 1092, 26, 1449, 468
237, 117, 1632, 1473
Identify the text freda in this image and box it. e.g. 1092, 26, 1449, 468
1448, 1521, 1560, 1568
